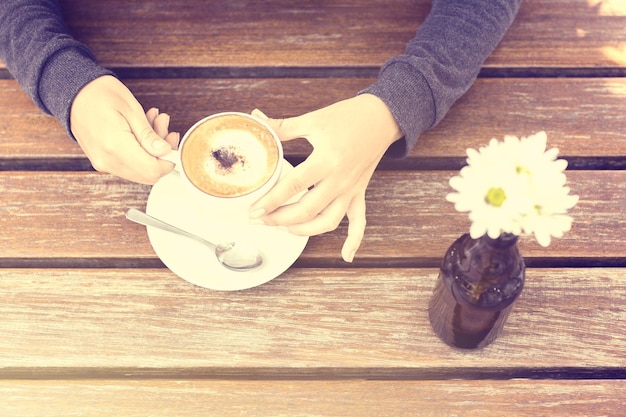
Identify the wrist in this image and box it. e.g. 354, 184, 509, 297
358, 93, 404, 147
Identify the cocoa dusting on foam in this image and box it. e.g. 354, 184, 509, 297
211, 146, 246, 172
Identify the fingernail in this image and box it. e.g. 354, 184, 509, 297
152, 140, 169, 152
252, 109, 269, 119
249, 208, 266, 219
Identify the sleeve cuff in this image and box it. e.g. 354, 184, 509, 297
359, 59, 436, 158
38, 47, 115, 137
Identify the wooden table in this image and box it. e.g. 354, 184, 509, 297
1, 1, 625, 415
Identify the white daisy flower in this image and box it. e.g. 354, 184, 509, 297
447, 131, 578, 247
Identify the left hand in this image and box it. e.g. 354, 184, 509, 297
250, 94, 403, 262
70, 75, 180, 184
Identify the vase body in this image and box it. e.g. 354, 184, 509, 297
428, 233, 525, 349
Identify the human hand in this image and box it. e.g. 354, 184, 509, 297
250, 94, 403, 262
70, 75, 180, 184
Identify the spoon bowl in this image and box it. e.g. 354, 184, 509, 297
125, 209, 263, 272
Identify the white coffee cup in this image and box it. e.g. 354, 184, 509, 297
161, 112, 283, 217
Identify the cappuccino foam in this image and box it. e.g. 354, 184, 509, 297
180, 116, 280, 198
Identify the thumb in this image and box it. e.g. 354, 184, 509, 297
252, 108, 308, 142
130, 115, 172, 157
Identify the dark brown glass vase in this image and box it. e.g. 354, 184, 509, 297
428, 233, 525, 349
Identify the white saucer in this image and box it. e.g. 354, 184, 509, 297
146, 160, 308, 291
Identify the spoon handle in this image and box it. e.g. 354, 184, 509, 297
125, 208, 216, 250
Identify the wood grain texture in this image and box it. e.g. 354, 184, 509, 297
2, 0, 624, 71
2, 380, 625, 417
0, 171, 623, 264
2, 77, 626, 165
0, 1, 623, 413
0, 268, 624, 373
488, 0, 626, 69
60, 0, 425, 69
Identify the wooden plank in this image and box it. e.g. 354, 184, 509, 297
2, 78, 626, 165
416, 78, 626, 162
57, 0, 426, 70
488, 0, 626, 70
0, 268, 624, 373
1, 380, 625, 417
2, 0, 623, 71
0, 171, 623, 263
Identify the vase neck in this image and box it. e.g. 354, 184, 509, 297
446, 232, 525, 309
479, 233, 519, 249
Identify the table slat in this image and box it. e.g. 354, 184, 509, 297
2, 380, 625, 417
0, 171, 623, 263
2, 0, 623, 71
3, 78, 626, 166
1, 268, 624, 373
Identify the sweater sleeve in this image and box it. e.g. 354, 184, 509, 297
361, 0, 523, 157
0, 0, 114, 135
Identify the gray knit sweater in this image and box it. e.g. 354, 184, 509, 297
0, 0, 522, 155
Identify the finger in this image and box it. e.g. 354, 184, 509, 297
123, 151, 175, 184
152, 112, 171, 139
252, 108, 310, 142
146, 107, 159, 125
250, 157, 326, 218
165, 131, 181, 150
259, 178, 342, 226
92, 130, 175, 185
149, 111, 180, 149
284, 194, 349, 236
341, 195, 367, 263
119, 110, 176, 182
128, 111, 172, 157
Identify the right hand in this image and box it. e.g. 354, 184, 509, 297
70, 75, 180, 184
249, 94, 403, 262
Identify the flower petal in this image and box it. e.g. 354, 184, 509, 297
447, 131, 577, 246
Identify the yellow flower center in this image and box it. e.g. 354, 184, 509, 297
486, 187, 506, 207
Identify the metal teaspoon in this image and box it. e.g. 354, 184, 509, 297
125, 208, 264, 272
